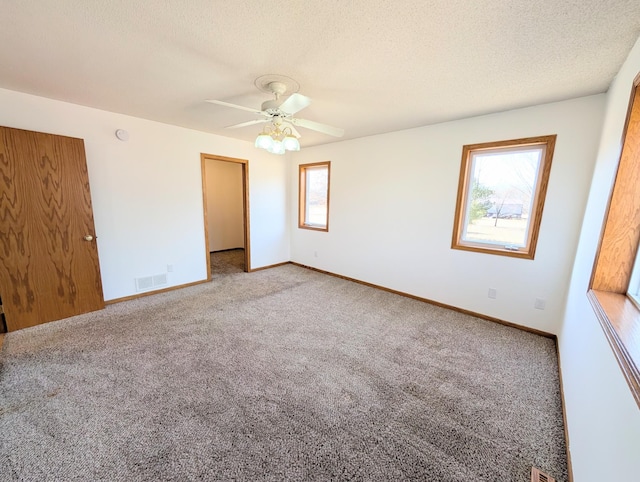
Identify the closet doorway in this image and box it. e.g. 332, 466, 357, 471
201, 154, 250, 278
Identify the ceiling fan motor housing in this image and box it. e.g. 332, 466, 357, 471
261, 99, 285, 114
261, 81, 290, 113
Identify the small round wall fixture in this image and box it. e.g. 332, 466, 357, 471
115, 129, 129, 141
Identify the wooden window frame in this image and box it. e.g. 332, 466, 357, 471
298, 161, 331, 232
588, 74, 640, 409
451, 135, 556, 259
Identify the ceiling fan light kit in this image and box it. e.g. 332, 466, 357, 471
255, 123, 300, 154
206, 75, 344, 154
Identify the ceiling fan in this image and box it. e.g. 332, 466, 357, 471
206, 75, 344, 153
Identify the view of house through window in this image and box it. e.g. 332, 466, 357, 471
452, 136, 556, 259
299, 162, 330, 231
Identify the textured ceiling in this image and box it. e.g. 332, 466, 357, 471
1, 1, 639, 147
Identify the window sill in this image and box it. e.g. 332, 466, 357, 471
587, 289, 640, 408
451, 243, 534, 260
298, 224, 328, 232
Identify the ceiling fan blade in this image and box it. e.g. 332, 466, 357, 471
290, 118, 344, 137
225, 119, 269, 129
278, 93, 311, 115
205, 99, 264, 115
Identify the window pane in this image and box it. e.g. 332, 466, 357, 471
304, 165, 328, 227
298, 162, 330, 232
452, 135, 555, 259
628, 243, 640, 306
461, 146, 543, 248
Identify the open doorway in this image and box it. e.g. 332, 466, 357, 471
201, 153, 250, 279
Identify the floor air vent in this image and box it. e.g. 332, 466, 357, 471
531, 467, 555, 482
135, 273, 168, 292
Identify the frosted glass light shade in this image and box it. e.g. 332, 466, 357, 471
282, 135, 300, 151
268, 140, 286, 155
255, 133, 273, 149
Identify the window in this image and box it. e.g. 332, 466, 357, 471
589, 79, 640, 408
299, 162, 330, 231
629, 246, 640, 308
451, 135, 556, 259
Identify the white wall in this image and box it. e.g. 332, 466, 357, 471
0, 88, 290, 301
291, 95, 605, 335
205, 160, 244, 252
559, 37, 640, 481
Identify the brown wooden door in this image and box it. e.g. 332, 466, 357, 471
0, 126, 104, 331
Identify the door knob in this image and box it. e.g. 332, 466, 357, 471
83, 235, 94, 241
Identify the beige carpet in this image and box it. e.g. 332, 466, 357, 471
210, 248, 245, 275
0, 264, 567, 481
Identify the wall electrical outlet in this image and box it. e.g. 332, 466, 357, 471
314, 251, 318, 258
488, 288, 497, 299
534, 298, 546, 310
167, 264, 174, 273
